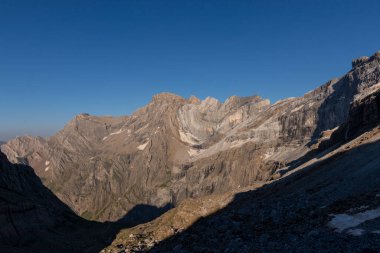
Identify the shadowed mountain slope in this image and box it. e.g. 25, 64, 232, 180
2, 51, 380, 229
0, 150, 113, 252
103, 56, 380, 252
0, 150, 173, 253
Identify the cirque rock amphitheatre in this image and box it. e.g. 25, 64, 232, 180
2, 50, 380, 252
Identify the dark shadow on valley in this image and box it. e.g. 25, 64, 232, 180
0, 154, 172, 253
146, 139, 380, 252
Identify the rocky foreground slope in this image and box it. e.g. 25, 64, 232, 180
2, 51, 380, 225
105, 127, 380, 252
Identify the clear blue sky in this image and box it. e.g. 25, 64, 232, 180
1, 0, 380, 140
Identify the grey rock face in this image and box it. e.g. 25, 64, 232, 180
105, 67, 380, 253
2, 51, 380, 223
147, 129, 380, 253
352, 56, 370, 68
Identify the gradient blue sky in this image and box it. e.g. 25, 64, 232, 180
1, 0, 380, 140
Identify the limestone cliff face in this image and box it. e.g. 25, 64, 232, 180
108, 117, 380, 253
345, 83, 380, 138
104, 54, 380, 253
2, 51, 380, 222
171, 51, 380, 201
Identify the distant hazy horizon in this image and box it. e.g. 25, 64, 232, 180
1, 0, 380, 140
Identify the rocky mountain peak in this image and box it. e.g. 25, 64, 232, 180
75, 112, 91, 119
3, 49, 380, 226
201, 96, 221, 109
152, 92, 186, 103
188, 95, 201, 104
352, 56, 370, 68
352, 50, 380, 68
2, 48, 380, 252
223, 95, 268, 110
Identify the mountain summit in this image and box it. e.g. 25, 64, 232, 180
2, 50, 380, 252
2, 50, 380, 223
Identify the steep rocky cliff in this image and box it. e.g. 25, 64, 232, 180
103, 54, 380, 253
2, 51, 380, 224
0, 150, 121, 253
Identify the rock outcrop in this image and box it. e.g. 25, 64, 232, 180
0, 150, 121, 253
123, 126, 380, 253
103, 58, 380, 252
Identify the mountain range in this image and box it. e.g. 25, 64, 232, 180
1, 50, 380, 252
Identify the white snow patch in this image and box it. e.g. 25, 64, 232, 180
179, 129, 200, 145
328, 207, 380, 233
45, 166, 50, 172
263, 149, 275, 160
137, 140, 149, 150
290, 105, 304, 113
110, 128, 124, 136
136, 124, 149, 133
347, 205, 369, 213
347, 229, 365, 236
187, 148, 200, 157
45, 160, 50, 166
103, 128, 125, 140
